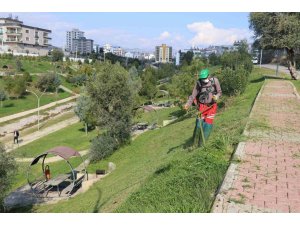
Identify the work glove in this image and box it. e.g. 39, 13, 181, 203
212, 95, 219, 102
184, 104, 189, 111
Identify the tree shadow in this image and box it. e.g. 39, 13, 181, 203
154, 164, 172, 175
250, 76, 265, 83
264, 75, 289, 80
92, 186, 103, 213
167, 136, 195, 154
4, 103, 14, 108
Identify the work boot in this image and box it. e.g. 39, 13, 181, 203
192, 117, 203, 147
203, 122, 213, 140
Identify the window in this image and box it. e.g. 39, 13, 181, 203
26, 30, 29, 33
26, 37, 29, 41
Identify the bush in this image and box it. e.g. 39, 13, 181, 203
90, 134, 118, 162
35, 73, 61, 92
219, 67, 249, 96
23, 71, 32, 83
0, 144, 17, 212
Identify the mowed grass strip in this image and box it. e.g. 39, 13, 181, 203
21, 70, 265, 213
11, 122, 98, 158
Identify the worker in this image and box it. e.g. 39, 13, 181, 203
184, 69, 222, 142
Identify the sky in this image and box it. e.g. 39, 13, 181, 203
0, 12, 253, 52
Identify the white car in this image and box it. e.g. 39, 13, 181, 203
252, 57, 258, 64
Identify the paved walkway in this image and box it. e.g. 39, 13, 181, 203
0, 94, 79, 124
212, 79, 300, 213
4, 116, 79, 152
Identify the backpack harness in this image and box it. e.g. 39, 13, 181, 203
196, 77, 218, 104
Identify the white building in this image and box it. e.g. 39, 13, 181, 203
112, 46, 124, 57
0, 15, 51, 56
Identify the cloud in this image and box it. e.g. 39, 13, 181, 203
159, 31, 171, 40
187, 21, 252, 46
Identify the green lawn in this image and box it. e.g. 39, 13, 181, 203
15, 69, 265, 213
11, 122, 98, 158
133, 107, 183, 126
0, 78, 71, 117
0, 59, 53, 73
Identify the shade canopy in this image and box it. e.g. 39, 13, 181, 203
47, 146, 81, 160
30, 146, 81, 166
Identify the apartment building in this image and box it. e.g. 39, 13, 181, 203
0, 16, 51, 55
66, 29, 84, 52
66, 28, 93, 55
73, 37, 93, 55
155, 44, 172, 63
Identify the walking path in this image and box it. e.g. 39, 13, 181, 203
0, 94, 79, 124
5, 116, 79, 152
212, 78, 300, 213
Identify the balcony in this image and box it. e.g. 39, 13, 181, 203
6, 38, 21, 42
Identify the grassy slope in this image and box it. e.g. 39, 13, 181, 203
0, 59, 53, 73
0, 76, 71, 117
11, 122, 98, 158
23, 68, 265, 213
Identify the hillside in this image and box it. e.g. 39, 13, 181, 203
12, 68, 266, 213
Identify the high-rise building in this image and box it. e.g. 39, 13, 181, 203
73, 37, 93, 55
66, 28, 93, 54
155, 44, 172, 63
0, 15, 51, 55
66, 29, 84, 52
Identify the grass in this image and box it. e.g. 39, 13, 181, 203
0, 59, 53, 74
11, 122, 98, 158
133, 107, 183, 126
12, 68, 265, 213
0, 79, 71, 117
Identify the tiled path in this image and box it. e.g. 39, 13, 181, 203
212, 79, 300, 213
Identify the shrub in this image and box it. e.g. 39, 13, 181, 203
219, 67, 249, 96
35, 73, 61, 92
0, 144, 17, 212
90, 134, 118, 162
23, 71, 32, 83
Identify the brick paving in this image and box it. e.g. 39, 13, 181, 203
212, 79, 300, 213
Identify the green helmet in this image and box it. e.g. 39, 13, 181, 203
199, 69, 209, 79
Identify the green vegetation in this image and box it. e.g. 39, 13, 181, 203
0, 58, 53, 74
15, 68, 265, 213
133, 107, 181, 126
0, 144, 16, 212
0, 87, 71, 117
249, 12, 300, 80
11, 122, 98, 158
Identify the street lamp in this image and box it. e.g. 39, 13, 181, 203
26, 89, 46, 131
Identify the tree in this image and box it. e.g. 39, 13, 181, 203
86, 62, 133, 147
0, 88, 7, 108
139, 67, 158, 100
15, 59, 23, 72
74, 94, 94, 135
128, 66, 142, 109
4, 76, 26, 99
249, 12, 300, 80
208, 53, 221, 66
182, 51, 194, 65
51, 49, 64, 62
35, 73, 61, 93
0, 144, 17, 212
